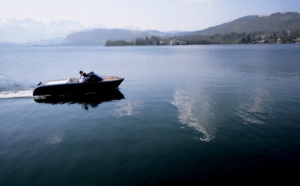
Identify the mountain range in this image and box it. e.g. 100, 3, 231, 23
0, 12, 299, 46
63, 12, 300, 46
192, 12, 300, 35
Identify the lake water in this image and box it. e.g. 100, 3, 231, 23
1, 44, 300, 184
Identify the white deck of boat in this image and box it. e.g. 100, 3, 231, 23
45, 76, 121, 85
45, 79, 69, 85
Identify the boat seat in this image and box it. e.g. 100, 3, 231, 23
67, 78, 80, 83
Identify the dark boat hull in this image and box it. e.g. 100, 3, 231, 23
33, 78, 124, 96
34, 89, 125, 105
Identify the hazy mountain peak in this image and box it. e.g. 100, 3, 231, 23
0, 19, 85, 43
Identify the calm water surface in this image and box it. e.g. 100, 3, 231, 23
1, 44, 300, 184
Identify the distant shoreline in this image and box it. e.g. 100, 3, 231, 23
105, 29, 300, 46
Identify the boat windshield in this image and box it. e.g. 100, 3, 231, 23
86, 72, 104, 82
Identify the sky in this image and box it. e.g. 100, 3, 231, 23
0, 0, 299, 31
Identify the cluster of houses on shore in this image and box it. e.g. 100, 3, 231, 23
277, 37, 300, 44
168, 36, 187, 45
157, 36, 187, 45
166, 35, 300, 45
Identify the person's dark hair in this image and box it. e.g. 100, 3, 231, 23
83, 73, 87, 77
79, 71, 83, 74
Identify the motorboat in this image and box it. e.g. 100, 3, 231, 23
33, 72, 124, 96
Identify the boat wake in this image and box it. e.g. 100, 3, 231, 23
0, 89, 34, 99
0, 74, 34, 99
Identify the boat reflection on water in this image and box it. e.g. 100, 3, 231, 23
34, 89, 125, 110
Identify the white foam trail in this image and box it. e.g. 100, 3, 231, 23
0, 89, 34, 99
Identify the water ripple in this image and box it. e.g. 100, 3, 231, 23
236, 88, 274, 125
114, 100, 144, 117
47, 132, 65, 148
172, 90, 216, 142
